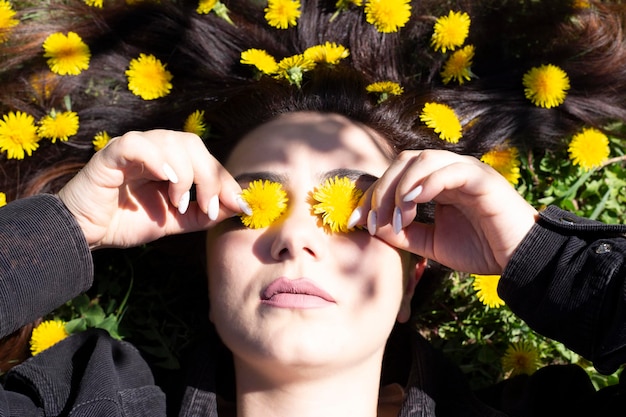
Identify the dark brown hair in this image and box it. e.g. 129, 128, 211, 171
2, 0, 626, 376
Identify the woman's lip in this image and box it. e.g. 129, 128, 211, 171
261, 277, 336, 308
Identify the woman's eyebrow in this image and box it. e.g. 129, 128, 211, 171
234, 172, 288, 185
321, 168, 379, 187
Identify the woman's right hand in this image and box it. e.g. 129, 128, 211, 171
57, 130, 243, 249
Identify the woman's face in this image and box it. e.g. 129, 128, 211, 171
206, 112, 416, 375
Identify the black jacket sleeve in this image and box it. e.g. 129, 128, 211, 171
0, 194, 93, 338
499, 205, 626, 374
0, 195, 166, 415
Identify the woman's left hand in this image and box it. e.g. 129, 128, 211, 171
351, 150, 538, 274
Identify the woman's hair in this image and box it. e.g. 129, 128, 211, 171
3, 0, 626, 199
2, 0, 626, 376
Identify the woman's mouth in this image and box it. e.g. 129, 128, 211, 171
261, 277, 336, 309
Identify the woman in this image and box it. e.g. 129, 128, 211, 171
1, 0, 626, 415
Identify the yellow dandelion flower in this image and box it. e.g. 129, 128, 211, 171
93, 131, 111, 151
366, 81, 404, 96
37, 110, 79, 143
419, 102, 462, 143
265, 0, 301, 29
481, 145, 521, 185
568, 127, 610, 171
472, 274, 505, 308
431, 10, 471, 53
184, 110, 207, 137
523, 64, 570, 108
0, 192, 6, 207
42, 32, 91, 76
240, 180, 289, 229
126, 53, 173, 100
574, 0, 591, 9
336, 0, 363, 8
30, 320, 69, 356
276, 54, 315, 87
441, 44, 475, 85
312, 176, 363, 233
366, 81, 403, 103
364, 0, 411, 33
83, 0, 104, 7
197, 0, 217, 13
241, 49, 279, 75
0, 111, 40, 160
29, 72, 59, 100
197, 0, 233, 23
502, 341, 540, 377
303, 42, 350, 65
0, 0, 19, 44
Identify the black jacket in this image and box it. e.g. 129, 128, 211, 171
0, 195, 624, 416
500, 206, 626, 375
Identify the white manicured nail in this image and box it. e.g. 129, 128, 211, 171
208, 195, 220, 221
347, 206, 363, 229
403, 185, 423, 202
163, 163, 179, 184
367, 210, 377, 236
178, 191, 190, 215
236, 195, 252, 216
393, 206, 402, 235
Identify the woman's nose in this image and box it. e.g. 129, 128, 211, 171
270, 199, 326, 261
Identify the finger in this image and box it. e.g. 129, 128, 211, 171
348, 183, 374, 231
369, 151, 423, 234
193, 153, 243, 221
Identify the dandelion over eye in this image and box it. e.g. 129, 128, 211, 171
523, 64, 570, 108
568, 127, 610, 171
501, 341, 540, 376
241, 49, 279, 75
265, 0, 301, 29
472, 274, 505, 308
364, 0, 412, 33
419, 102, 462, 143
30, 320, 69, 356
312, 176, 363, 233
0, 192, 6, 207
431, 10, 471, 53
481, 145, 521, 185
42, 32, 91, 76
126, 53, 173, 100
37, 110, 79, 143
240, 180, 289, 229
0, 111, 40, 160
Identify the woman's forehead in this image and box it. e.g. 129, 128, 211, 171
225, 112, 393, 175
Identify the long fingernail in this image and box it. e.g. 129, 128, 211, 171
208, 195, 220, 221
403, 185, 423, 202
367, 210, 377, 236
236, 195, 252, 216
347, 206, 363, 229
393, 206, 402, 235
163, 163, 179, 184
178, 191, 190, 215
